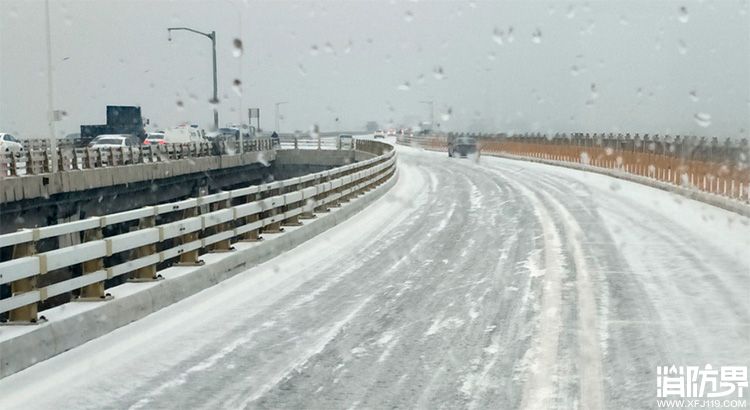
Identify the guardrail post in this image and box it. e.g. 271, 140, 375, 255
175, 207, 204, 266
77, 227, 111, 301
282, 182, 304, 227
239, 191, 263, 242
294, 138, 298, 150
7, 239, 40, 323
129, 215, 161, 282
208, 199, 234, 252
314, 175, 332, 212
263, 187, 285, 233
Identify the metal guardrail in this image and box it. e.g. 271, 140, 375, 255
0, 139, 274, 177
0, 139, 396, 324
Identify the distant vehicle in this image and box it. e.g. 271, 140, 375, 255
386, 129, 397, 137
447, 135, 478, 158
143, 132, 166, 145
89, 134, 140, 148
64, 132, 81, 141
400, 129, 413, 138
338, 134, 354, 149
373, 130, 386, 139
0, 133, 23, 155
217, 128, 240, 139
80, 105, 147, 147
163, 126, 206, 143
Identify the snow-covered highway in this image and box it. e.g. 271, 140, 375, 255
1, 143, 748, 409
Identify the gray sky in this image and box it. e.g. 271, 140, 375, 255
1, 0, 749, 138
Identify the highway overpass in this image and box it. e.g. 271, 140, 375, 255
0, 136, 748, 409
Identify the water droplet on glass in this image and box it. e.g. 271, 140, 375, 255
507, 26, 515, 43
689, 90, 699, 102
298, 63, 307, 76
324, 42, 334, 53
232, 79, 242, 96
531, 28, 542, 44
469, 1, 477, 8
433, 66, 445, 80
694, 112, 711, 127
176, 100, 184, 110
566, 5, 575, 18
417, 74, 425, 84
678, 39, 687, 54
440, 108, 452, 121
397, 81, 411, 91
678, 6, 689, 23
404, 11, 414, 22
492, 27, 504, 45
344, 40, 352, 54
232, 38, 243, 57
487, 52, 497, 61
571, 65, 580, 76
310, 45, 319, 56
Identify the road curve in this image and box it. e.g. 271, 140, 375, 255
1, 144, 748, 409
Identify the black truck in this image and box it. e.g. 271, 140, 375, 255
447, 134, 478, 158
79, 105, 147, 146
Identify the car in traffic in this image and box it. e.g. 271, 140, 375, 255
89, 134, 141, 148
373, 130, 386, 139
386, 129, 397, 137
163, 125, 206, 143
143, 132, 167, 145
0, 133, 24, 155
447, 135, 478, 158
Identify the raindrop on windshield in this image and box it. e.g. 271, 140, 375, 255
310, 44, 319, 56
531, 28, 542, 44
571, 65, 580, 76
404, 11, 414, 22
566, 5, 575, 18
694, 112, 711, 127
689, 90, 699, 102
397, 81, 411, 91
678, 6, 689, 23
492, 27, 504, 45
176, 100, 184, 110
324, 42, 334, 53
232, 38, 243, 57
487, 52, 497, 61
232, 79, 242, 96
433, 66, 445, 80
678, 39, 687, 54
298, 63, 307, 76
441, 108, 452, 121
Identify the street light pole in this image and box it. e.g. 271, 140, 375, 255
45, 0, 58, 173
275, 101, 288, 132
168, 27, 219, 130
420, 100, 434, 131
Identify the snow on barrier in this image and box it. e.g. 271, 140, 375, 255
0, 139, 396, 326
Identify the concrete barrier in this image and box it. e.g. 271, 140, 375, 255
0, 168, 398, 379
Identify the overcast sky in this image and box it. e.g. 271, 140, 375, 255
1, 0, 748, 138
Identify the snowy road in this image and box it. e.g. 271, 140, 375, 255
1, 144, 749, 409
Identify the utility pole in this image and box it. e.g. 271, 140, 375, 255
168, 27, 219, 130
45, 0, 58, 173
275, 101, 288, 132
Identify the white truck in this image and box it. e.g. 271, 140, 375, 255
163, 125, 206, 143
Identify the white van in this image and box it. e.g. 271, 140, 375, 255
163, 125, 206, 143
